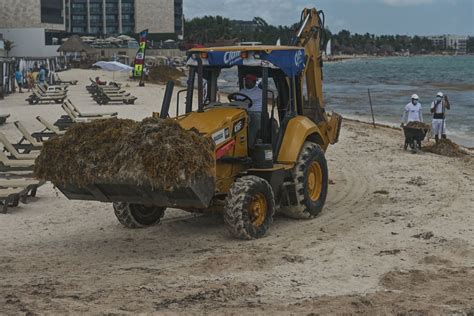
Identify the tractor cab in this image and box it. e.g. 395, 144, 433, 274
186, 46, 305, 149
188, 46, 321, 147
158, 46, 339, 159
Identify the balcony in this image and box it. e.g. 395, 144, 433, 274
121, 3, 134, 13
105, 4, 119, 14
89, 8, 102, 14
71, 22, 87, 28
71, 4, 87, 14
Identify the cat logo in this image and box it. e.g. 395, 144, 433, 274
233, 118, 245, 135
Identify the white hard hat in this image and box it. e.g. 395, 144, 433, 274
411, 94, 419, 99
436, 91, 444, 97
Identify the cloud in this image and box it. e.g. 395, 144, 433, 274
183, 0, 472, 35
380, 0, 434, 6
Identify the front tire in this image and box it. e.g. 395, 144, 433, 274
224, 176, 275, 240
113, 203, 166, 228
280, 141, 328, 219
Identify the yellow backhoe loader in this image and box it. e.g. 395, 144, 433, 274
56, 7, 342, 239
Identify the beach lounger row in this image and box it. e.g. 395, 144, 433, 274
25, 84, 68, 105
0, 99, 112, 213
0, 130, 44, 213
53, 73, 78, 86
86, 78, 137, 105
0, 114, 61, 213
54, 99, 118, 130
86, 78, 121, 90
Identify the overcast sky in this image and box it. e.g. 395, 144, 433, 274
184, 0, 473, 36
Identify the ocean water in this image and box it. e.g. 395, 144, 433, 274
323, 56, 474, 147
217, 55, 474, 147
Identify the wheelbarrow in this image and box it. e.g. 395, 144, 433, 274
403, 125, 429, 151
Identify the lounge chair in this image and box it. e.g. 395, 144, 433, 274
26, 87, 67, 105
0, 178, 41, 188
14, 121, 43, 148
54, 103, 108, 130
40, 84, 68, 94
0, 133, 40, 160
0, 151, 35, 172
89, 87, 125, 97
93, 90, 137, 105
54, 101, 117, 130
0, 114, 10, 125
0, 178, 45, 213
55, 74, 78, 85
35, 116, 66, 136
35, 85, 68, 96
0, 188, 25, 214
65, 99, 117, 117
60, 103, 106, 123
87, 78, 121, 89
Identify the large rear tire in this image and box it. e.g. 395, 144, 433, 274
280, 141, 328, 219
224, 176, 275, 240
113, 203, 166, 228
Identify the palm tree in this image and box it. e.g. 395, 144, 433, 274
4, 40, 15, 57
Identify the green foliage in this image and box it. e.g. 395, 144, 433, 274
332, 30, 436, 55
467, 37, 474, 53
184, 16, 469, 55
184, 16, 295, 45
4, 40, 15, 57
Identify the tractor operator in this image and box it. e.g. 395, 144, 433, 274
238, 74, 262, 148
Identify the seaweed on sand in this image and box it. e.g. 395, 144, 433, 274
423, 139, 466, 158
406, 121, 431, 130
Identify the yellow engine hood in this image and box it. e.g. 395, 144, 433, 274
177, 107, 246, 136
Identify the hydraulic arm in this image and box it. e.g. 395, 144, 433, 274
293, 8, 341, 145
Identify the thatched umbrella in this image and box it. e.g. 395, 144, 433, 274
57, 35, 94, 60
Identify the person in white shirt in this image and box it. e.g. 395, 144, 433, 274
430, 91, 450, 143
401, 94, 423, 125
238, 74, 262, 148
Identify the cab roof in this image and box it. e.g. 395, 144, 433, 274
187, 45, 306, 77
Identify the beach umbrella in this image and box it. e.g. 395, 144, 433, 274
93, 61, 133, 80
105, 37, 121, 42
117, 35, 133, 41
93, 61, 133, 72
80, 36, 96, 43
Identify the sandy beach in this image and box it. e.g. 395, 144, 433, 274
0, 69, 473, 314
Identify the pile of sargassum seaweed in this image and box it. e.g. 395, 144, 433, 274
34, 117, 215, 190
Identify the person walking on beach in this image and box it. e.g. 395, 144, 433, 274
15, 69, 23, 93
431, 91, 450, 143
38, 65, 46, 87
401, 94, 423, 125
26, 69, 34, 92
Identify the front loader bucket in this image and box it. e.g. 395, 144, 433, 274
55, 175, 215, 209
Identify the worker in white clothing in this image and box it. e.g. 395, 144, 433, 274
430, 91, 450, 143
237, 74, 262, 148
401, 94, 423, 125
